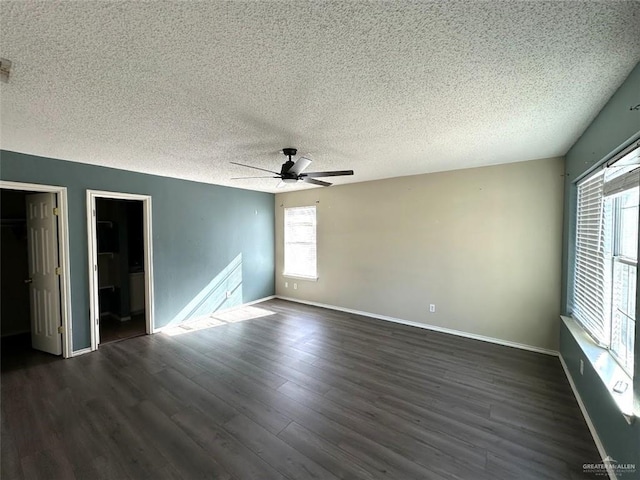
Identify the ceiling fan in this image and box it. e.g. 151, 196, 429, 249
231, 148, 354, 187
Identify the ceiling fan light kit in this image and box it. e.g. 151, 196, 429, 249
231, 147, 354, 188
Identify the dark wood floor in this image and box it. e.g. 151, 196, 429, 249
99, 313, 146, 344
1, 299, 599, 479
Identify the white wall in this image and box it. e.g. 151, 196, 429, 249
275, 157, 565, 351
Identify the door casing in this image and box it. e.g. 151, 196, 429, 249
0, 181, 72, 358
86, 190, 155, 350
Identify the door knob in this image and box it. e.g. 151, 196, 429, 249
24, 278, 33, 284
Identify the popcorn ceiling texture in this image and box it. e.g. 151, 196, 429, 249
1, 1, 639, 192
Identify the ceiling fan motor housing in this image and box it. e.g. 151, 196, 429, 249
281, 160, 296, 176
281, 148, 298, 178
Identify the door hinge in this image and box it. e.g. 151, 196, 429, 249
53, 207, 60, 216
55, 267, 62, 275
93, 209, 96, 217
57, 325, 64, 334
94, 264, 97, 272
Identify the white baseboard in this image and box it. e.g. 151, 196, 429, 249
153, 294, 277, 333
71, 347, 92, 357
244, 294, 277, 306
275, 296, 558, 356
559, 354, 616, 480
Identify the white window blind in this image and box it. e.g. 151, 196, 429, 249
573, 144, 639, 376
284, 206, 317, 279
573, 170, 609, 343
603, 166, 640, 197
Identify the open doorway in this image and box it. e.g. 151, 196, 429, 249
87, 191, 154, 349
0, 181, 72, 359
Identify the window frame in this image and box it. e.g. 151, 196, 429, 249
283, 205, 318, 281
606, 187, 638, 375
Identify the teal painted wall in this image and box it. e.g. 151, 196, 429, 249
562, 62, 640, 312
559, 327, 639, 473
561, 62, 640, 475
0, 151, 275, 351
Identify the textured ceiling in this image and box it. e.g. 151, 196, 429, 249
1, 1, 639, 193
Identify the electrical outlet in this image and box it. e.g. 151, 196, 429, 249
294, 283, 298, 290
429, 304, 436, 313
579, 359, 584, 375
285, 281, 288, 288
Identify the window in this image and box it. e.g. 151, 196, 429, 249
608, 187, 638, 373
284, 206, 317, 279
573, 147, 639, 376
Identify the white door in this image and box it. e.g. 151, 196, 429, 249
26, 193, 62, 355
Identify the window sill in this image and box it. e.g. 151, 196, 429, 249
561, 316, 637, 424
283, 273, 318, 282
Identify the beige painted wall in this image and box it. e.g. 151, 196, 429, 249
275, 157, 565, 351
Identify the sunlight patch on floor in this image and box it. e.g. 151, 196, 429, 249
163, 306, 275, 336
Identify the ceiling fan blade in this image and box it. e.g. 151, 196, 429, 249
288, 156, 312, 175
230, 161, 280, 175
303, 178, 332, 187
301, 170, 354, 178
230, 176, 279, 179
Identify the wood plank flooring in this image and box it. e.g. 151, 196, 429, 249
1, 299, 599, 479
99, 313, 146, 344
